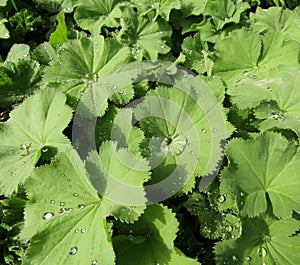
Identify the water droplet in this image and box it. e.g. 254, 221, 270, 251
267, 87, 272, 91
21, 161, 25, 165
43, 212, 54, 220
112, 84, 117, 91
75, 229, 79, 233
244, 256, 251, 262
10, 172, 15, 176
23, 54, 28, 58
92, 260, 98, 265
81, 228, 86, 233
160, 44, 165, 49
160, 135, 187, 156
69, 247, 78, 255
269, 111, 285, 122
202, 129, 207, 133
50, 200, 55, 204
78, 204, 85, 210
232, 255, 238, 262
240, 191, 245, 197
73, 193, 78, 197
59, 202, 65, 206
217, 195, 226, 203
257, 247, 267, 257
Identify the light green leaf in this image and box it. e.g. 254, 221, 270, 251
101, 107, 145, 154
0, 88, 72, 195
116, 6, 172, 60
0, 0, 8, 6
213, 29, 300, 86
86, 141, 150, 218
5, 44, 30, 63
49, 12, 68, 45
74, 0, 124, 34
204, 0, 250, 30
135, 77, 227, 195
179, 32, 211, 75
185, 192, 241, 240
222, 132, 300, 218
250, 7, 300, 43
43, 35, 133, 107
0, 17, 9, 39
228, 65, 300, 136
0, 59, 43, 108
22, 149, 115, 265
113, 204, 191, 265
131, 0, 181, 21
180, 0, 207, 17
215, 214, 300, 265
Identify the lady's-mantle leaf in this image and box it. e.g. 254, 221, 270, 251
74, 0, 124, 34
250, 7, 300, 43
135, 77, 226, 195
222, 132, 300, 218
43, 35, 132, 107
113, 204, 199, 264
116, 6, 172, 60
228, 65, 300, 136
215, 214, 300, 265
0, 88, 72, 194
22, 150, 115, 265
213, 29, 300, 86
86, 141, 150, 222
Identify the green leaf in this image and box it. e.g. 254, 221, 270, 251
132, 0, 181, 21
134, 77, 227, 195
31, 42, 57, 65
0, 59, 43, 109
97, 107, 144, 154
86, 141, 150, 220
22, 149, 115, 265
204, 0, 250, 30
179, 32, 213, 75
5, 44, 30, 63
116, 6, 172, 60
34, 0, 66, 12
0, 0, 8, 6
215, 214, 300, 265
43, 35, 133, 107
213, 29, 300, 86
113, 204, 198, 265
180, 0, 207, 17
0, 17, 9, 39
228, 65, 300, 136
221, 132, 300, 218
49, 12, 68, 45
185, 192, 241, 240
250, 7, 300, 43
74, 0, 124, 34
0, 87, 72, 195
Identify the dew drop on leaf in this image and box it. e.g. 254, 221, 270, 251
73, 193, 78, 197
60, 202, 65, 206
69, 247, 78, 255
78, 204, 85, 210
92, 260, 98, 265
10, 172, 15, 176
81, 228, 86, 233
75, 229, 79, 233
202, 129, 207, 133
244, 256, 251, 262
43, 212, 54, 220
217, 195, 226, 203
257, 247, 267, 257
232, 255, 238, 262
50, 200, 55, 204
